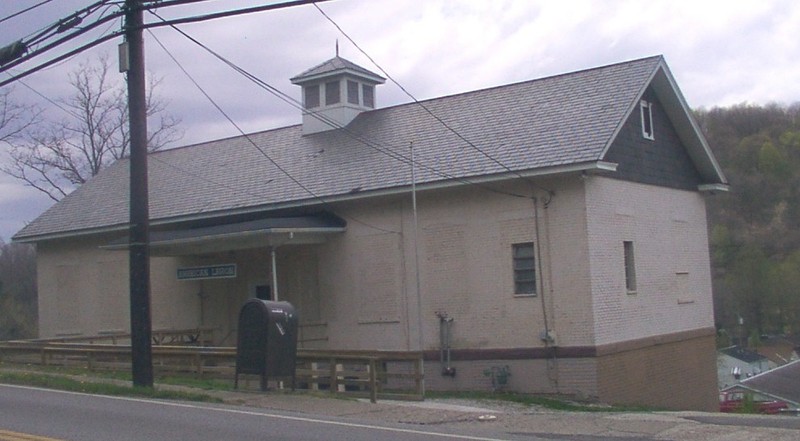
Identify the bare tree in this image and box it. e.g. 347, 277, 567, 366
2, 54, 182, 201
0, 87, 40, 145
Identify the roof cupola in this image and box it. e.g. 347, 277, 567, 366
291, 54, 385, 135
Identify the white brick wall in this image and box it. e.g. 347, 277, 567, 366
34, 173, 714, 360
585, 176, 715, 345
36, 236, 201, 339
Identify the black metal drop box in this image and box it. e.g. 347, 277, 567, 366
235, 299, 298, 391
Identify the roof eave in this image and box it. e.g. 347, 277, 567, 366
698, 183, 730, 193
291, 68, 385, 85
14, 161, 616, 243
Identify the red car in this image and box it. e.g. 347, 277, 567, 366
719, 392, 789, 414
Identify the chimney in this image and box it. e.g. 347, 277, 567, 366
291, 55, 385, 135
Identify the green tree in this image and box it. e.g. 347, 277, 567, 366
698, 102, 800, 339
724, 244, 772, 339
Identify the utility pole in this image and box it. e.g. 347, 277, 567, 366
123, 0, 153, 388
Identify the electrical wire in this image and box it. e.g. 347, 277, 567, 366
0, 5, 125, 85
21, 1, 113, 48
0, 0, 55, 26
146, 25, 400, 235
151, 11, 530, 201
313, 2, 555, 197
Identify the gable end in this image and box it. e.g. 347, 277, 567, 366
604, 87, 703, 191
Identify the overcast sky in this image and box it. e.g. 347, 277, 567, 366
1, 0, 798, 241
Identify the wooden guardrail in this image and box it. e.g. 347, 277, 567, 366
26, 328, 215, 346
0, 341, 424, 402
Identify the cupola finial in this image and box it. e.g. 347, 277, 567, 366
335, 39, 339, 57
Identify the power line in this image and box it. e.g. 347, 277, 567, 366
146, 24, 399, 235
154, 13, 530, 201
0, 0, 55, 26
0, 6, 124, 86
313, 3, 555, 198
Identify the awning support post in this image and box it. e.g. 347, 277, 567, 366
271, 247, 279, 302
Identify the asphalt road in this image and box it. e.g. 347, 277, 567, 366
0, 384, 541, 441
3, 382, 800, 441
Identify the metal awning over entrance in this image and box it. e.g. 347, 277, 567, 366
102, 214, 346, 256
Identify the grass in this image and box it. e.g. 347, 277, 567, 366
0, 364, 223, 403
0, 362, 656, 412
425, 390, 657, 412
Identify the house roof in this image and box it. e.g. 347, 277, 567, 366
755, 337, 800, 365
13, 55, 727, 242
721, 346, 769, 364
290, 55, 385, 85
723, 359, 800, 407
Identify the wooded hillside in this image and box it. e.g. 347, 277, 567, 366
696, 103, 800, 344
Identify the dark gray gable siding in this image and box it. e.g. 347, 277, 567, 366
604, 87, 703, 190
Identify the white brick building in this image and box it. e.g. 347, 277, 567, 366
14, 55, 727, 410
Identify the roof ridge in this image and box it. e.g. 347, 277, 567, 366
365, 54, 664, 112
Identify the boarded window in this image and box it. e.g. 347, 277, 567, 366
304, 84, 320, 108
624, 241, 637, 293
513, 242, 536, 295
347, 80, 359, 105
325, 80, 340, 105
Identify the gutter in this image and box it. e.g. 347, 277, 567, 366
13, 160, 617, 243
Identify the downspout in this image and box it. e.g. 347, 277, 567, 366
411, 142, 425, 392
532, 190, 559, 390
532, 195, 552, 342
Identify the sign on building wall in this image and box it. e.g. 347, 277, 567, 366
177, 264, 237, 281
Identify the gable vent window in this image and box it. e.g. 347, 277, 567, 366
304, 84, 320, 109
512, 242, 537, 296
640, 100, 654, 140
347, 80, 359, 105
325, 80, 340, 105
624, 241, 637, 294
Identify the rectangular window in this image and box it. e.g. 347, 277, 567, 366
624, 241, 637, 293
304, 85, 320, 108
325, 80, 340, 105
362, 84, 374, 108
640, 100, 654, 140
513, 242, 537, 295
347, 80, 359, 105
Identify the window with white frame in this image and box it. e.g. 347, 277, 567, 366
513, 242, 537, 295
624, 241, 637, 293
640, 100, 654, 140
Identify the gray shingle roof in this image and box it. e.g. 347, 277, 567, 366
290, 56, 385, 84
15, 55, 714, 241
729, 359, 800, 406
